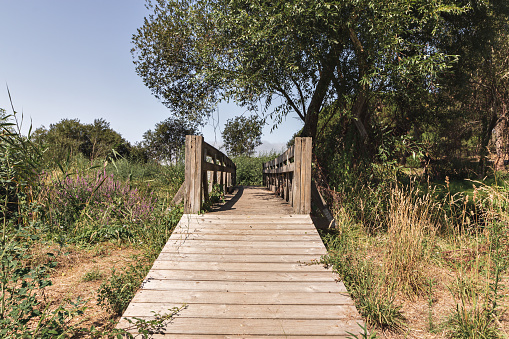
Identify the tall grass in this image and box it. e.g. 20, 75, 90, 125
323, 175, 509, 337
385, 186, 439, 296
1, 108, 185, 336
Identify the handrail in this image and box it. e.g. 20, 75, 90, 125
262, 137, 312, 214
173, 135, 236, 213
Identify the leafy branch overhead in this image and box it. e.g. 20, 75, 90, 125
132, 0, 464, 140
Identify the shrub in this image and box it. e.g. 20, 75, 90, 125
39, 169, 157, 242
385, 186, 439, 296
233, 152, 278, 186
97, 258, 149, 316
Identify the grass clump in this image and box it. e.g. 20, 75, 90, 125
385, 186, 439, 296
97, 258, 149, 316
81, 267, 103, 282
321, 215, 406, 332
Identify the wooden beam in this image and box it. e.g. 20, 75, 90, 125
185, 135, 203, 214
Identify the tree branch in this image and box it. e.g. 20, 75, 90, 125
290, 76, 308, 118
274, 82, 305, 121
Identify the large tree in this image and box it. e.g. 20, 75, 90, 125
132, 0, 462, 144
429, 0, 509, 173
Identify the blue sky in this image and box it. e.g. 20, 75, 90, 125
0, 0, 302, 153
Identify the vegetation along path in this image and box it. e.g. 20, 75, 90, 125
118, 186, 365, 337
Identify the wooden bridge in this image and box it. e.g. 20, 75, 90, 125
118, 136, 365, 337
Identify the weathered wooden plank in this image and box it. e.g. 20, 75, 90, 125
301, 137, 312, 214
177, 215, 313, 222
171, 228, 317, 235
165, 239, 326, 249
151, 261, 330, 272
159, 244, 327, 255
203, 161, 235, 173
167, 233, 323, 242
130, 290, 356, 305
117, 318, 363, 336
122, 303, 360, 320
184, 135, 203, 213
146, 270, 338, 282
292, 138, 302, 213
262, 162, 295, 174
123, 336, 353, 339
156, 253, 323, 263
141, 280, 347, 293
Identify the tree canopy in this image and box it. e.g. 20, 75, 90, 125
132, 0, 463, 141
222, 115, 264, 156
133, 0, 509, 178
33, 118, 130, 163
142, 116, 199, 162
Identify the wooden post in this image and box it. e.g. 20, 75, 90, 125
202, 149, 209, 204
184, 135, 203, 214
293, 137, 312, 214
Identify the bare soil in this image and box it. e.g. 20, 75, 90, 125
33, 243, 143, 334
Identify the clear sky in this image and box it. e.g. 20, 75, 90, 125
0, 0, 303, 153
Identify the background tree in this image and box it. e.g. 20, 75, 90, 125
221, 115, 264, 157
142, 116, 199, 163
33, 118, 130, 164
435, 0, 509, 173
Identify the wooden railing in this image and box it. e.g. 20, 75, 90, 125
262, 137, 312, 214
173, 135, 236, 214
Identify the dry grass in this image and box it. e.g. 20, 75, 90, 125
330, 183, 509, 338
31, 243, 143, 333
385, 186, 439, 297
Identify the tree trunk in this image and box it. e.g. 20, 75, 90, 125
493, 103, 508, 171
301, 67, 334, 139
352, 91, 369, 141
479, 107, 498, 177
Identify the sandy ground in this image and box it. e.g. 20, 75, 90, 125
32, 243, 144, 335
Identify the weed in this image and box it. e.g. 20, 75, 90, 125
97, 257, 149, 315
321, 225, 406, 332
82, 267, 103, 282
347, 322, 378, 339
446, 302, 501, 339
427, 278, 436, 332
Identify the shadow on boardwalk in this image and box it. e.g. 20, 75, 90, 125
117, 185, 366, 337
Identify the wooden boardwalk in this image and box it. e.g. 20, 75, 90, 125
118, 186, 365, 337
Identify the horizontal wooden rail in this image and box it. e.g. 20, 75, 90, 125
262, 137, 312, 214
173, 135, 236, 213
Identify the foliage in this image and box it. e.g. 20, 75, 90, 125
233, 152, 279, 186
221, 115, 264, 156
1, 106, 187, 336
33, 118, 131, 165
0, 109, 88, 338
82, 267, 104, 282
142, 116, 199, 163
39, 169, 157, 242
97, 258, 149, 316
132, 0, 462, 141
321, 225, 406, 332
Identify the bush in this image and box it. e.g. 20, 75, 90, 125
233, 152, 278, 186
97, 258, 149, 316
40, 170, 157, 238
